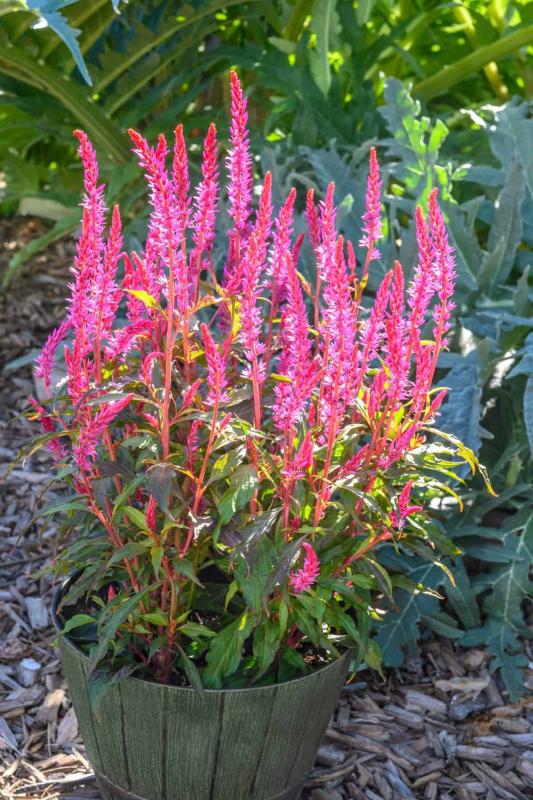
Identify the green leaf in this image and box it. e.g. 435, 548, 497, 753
150, 546, 164, 578
142, 612, 167, 627
112, 476, 145, 518
308, 0, 340, 96
120, 505, 151, 533
177, 644, 203, 691
88, 587, 152, 674
203, 613, 253, 688
217, 465, 259, 524
374, 555, 445, 668
87, 664, 137, 715
62, 613, 95, 634
107, 542, 147, 567
178, 622, 216, 639
414, 25, 533, 100
253, 622, 282, 676
146, 462, 175, 513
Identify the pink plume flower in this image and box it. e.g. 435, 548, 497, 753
35, 318, 71, 394
128, 129, 188, 317
173, 124, 190, 231
383, 261, 410, 404
390, 480, 423, 529
428, 189, 456, 349
289, 542, 320, 593
239, 173, 273, 383
355, 270, 393, 392
319, 235, 357, 427
226, 70, 253, 257
359, 146, 382, 253
74, 394, 133, 471
268, 187, 296, 306
146, 496, 157, 533
185, 419, 203, 472
283, 431, 314, 481
190, 123, 219, 295
201, 322, 228, 404
408, 206, 435, 356
93, 204, 123, 352
27, 397, 66, 459
305, 188, 321, 256
273, 252, 317, 432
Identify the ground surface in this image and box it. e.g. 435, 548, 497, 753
0, 218, 532, 800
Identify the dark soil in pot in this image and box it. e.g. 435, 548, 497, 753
51, 575, 352, 800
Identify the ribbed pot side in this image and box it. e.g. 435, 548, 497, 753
53, 582, 351, 800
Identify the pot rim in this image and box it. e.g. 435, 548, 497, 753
51, 572, 353, 696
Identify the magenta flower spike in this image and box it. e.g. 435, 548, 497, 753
268, 187, 296, 307
226, 70, 253, 261
289, 542, 320, 593
273, 250, 317, 433
190, 123, 219, 298
201, 322, 228, 405
383, 261, 410, 405
239, 172, 273, 393
128, 129, 188, 317
391, 480, 423, 529
173, 123, 190, 232
35, 318, 71, 393
359, 146, 382, 255
428, 189, 457, 350
408, 206, 435, 356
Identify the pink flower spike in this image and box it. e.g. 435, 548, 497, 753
239, 171, 273, 386
289, 542, 320, 593
428, 189, 457, 349
190, 122, 219, 297
305, 188, 320, 256
408, 206, 435, 356
391, 480, 423, 530
173, 123, 190, 231
359, 146, 382, 250
35, 319, 71, 393
201, 322, 228, 405
268, 187, 296, 306
227, 70, 253, 238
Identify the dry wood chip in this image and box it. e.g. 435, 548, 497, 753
468, 761, 529, 800
0, 715, 19, 751
412, 771, 443, 789
382, 704, 425, 730
455, 745, 504, 765
23, 597, 48, 630
404, 689, 447, 717
54, 706, 78, 747
505, 733, 533, 746
435, 677, 489, 696
35, 688, 66, 724
0, 685, 44, 713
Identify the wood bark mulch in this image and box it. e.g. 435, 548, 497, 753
1, 218, 532, 800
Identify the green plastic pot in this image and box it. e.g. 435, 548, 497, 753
52, 576, 351, 800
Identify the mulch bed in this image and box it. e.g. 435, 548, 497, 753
1, 218, 532, 800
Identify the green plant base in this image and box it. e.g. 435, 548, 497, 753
52, 578, 351, 800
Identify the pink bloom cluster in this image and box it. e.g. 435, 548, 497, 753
34, 71, 459, 601
289, 543, 320, 593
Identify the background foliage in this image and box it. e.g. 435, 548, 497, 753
0, 0, 531, 697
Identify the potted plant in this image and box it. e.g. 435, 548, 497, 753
30, 72, 491, 800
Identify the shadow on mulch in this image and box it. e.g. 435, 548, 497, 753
0, 217, 532, 800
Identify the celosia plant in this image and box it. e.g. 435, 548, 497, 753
31, 72, 491, 690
